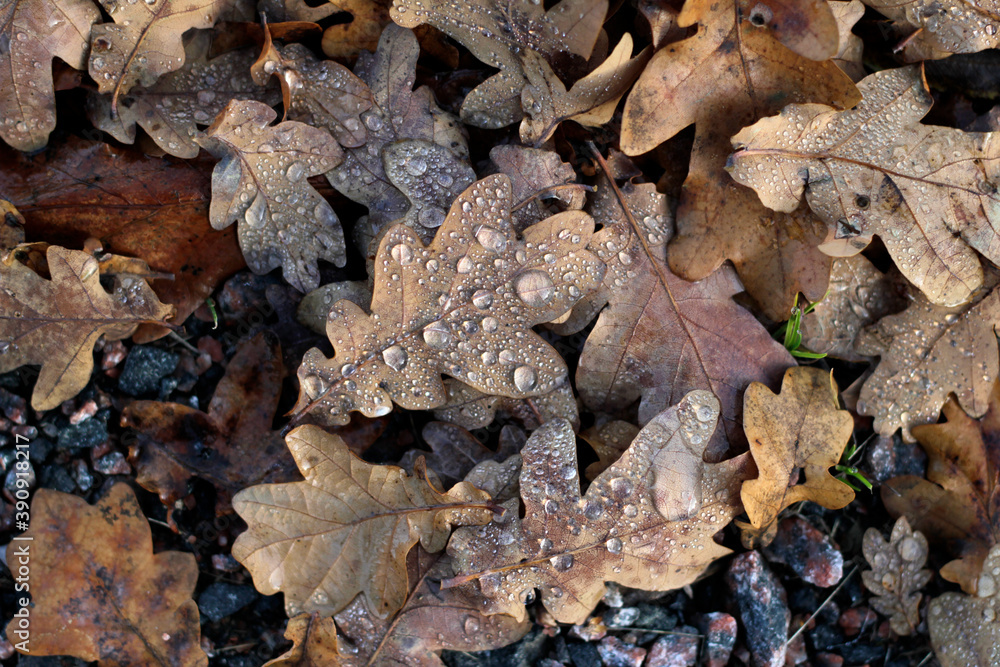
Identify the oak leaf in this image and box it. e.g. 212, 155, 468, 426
446, 391, 749, 624
865, 0, 1000, 61
739, 367, 855, 547
621, 0, 859, 320
397, 421, 519, 487
488, 145, 586, 232
264, 613, 346, 666
2, 484, 206, 666
291, 174, 604, 425
0, 137, 245, 341
928, 543, 1000, 667
0, 0, 100, 151
830, 0, 864, 81
121, 330, 298, 514
861, 517, 931, 636
231, 424, 497, 618
0, 245, 174, 410
883, 380, 1000, 594
573, 153, 792, 457
198, 99, 346, 292
433, 378, 580, 432
580, 420, 640, 480
88, 31, 281, 159
728, 66, 1000, 308
89, 0, 227, 114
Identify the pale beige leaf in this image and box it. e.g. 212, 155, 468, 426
865, 0, 1000, 61
488, 145, 585, 232
830, 0, 865, 81
862, 517, 931, 636
929, 543, 1000, 667
433, 379, 580, 432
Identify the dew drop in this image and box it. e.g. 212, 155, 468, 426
476, 226, 507, 253
606, 537, 623, 554
549, 554, 573, 571
514, 270, 555, 308
472, 289, 494, 310
513, 365, 538, 392
423, 321, 452, 349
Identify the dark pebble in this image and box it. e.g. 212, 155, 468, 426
633, 602, 677, 631
0, 387, 27, 424
26, 437, 53, 462
809, 624, 844, 652
39, 465, 76, 493
839, 642, 884, 664
118, 346, 179, 396
697, 612, 737, 667
597, 636, 645, 667
645, 624, 699, 667
198, 582, 259, 623
93, 451, 131, 476
57, 415, 109, 451
763, 517, 843, 587
566, 641, 601, 667
446, 627, 546, 667
863, 433, 926, 484
726, 551, 790, 667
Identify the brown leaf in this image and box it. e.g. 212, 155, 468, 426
2, 484, 206, 666
638, 0, 682, 49
264, 613, 346, 666
739, 367, 855, 547
574, 152, 793, 457
251, 26, 373, 148
830, 0, 865, 81
855, 279, 1000, 440
488, 144, 586, 232
0, 245, 174, 410
883, 380, 1000, 594
88, 0, 227, 115
121, 330, 297, 514
865, 0, 1000, 61
231, 424, 496, 619
799, 255, 908, 362
198, 99, 346, 292
580, 420, 640, 480
291, 174, 604, 425
398, 421, 517, 487
88, 31, 281, 159
861, 517, 931, 636
728, 66, 1000, 308
928, 543, 1000, 667
321, 0, 391, 59
446, 392, 749, 624
0, 137, 245, 340
621, 0, 858, 319
433, 378, 580, 432
0, 0, 99, 151
0, 199, 26, 252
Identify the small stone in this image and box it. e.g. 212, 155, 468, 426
101, 340, 128, 371
597, 636, 646, 667
212, 554, 242, 572
568, 617, 606, 641
604, 606, 640, 628
92, 451, 131, 476
0, 387, 27, 424
863, 433, 926, 484
762, 516, 844, 587
696, 612, 737, 667
726, 551, 790, 667
838, 607, 878, 637
57, 414, 109, 451
39, 465, 75, 493
197, 582, 259, 622
118, 346, 180, 396
566, 641, 601, 667
814, 653, 844, 667
69, 400, 98, 425
645, 625, 699, 667
72, 459, 94, 492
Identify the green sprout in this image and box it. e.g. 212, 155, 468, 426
206, 297, 219, 330
775, 292, 827, 359
834, 437, 873, 492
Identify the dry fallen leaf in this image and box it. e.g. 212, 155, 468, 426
433, 378, 580, 433
88, 31, 281, 159
865, 0, 1000, 61
488, 145, 586, 232
739, 367, 855, 547
829, 0, 865, 81
198, 99, 346, 292
2, 484, 206, 666
621, 0, 859, 320
580, 420, 641, 480
291, 174, 604, 425
728, 66, 1000, 308
398, 421, 520, 487
232, 424, 496, 619
928, 543, 1000, 667
446, 391, 749, 624
883, 379, 1000, 594
89, 0, 227, 115
862, 516, 931, 636
573, 152, 792, 457
121, 331, 298, 514
0, 244, 174, 410
0, 0, 99, 151
264, 613, 346, 666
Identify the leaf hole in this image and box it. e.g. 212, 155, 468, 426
854, 194, 870, 209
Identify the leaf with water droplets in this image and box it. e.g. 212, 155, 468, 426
88, 0, 227, 115
573, 152, 792, 458
929, 543, 1000, 667
883, 379, 1000, 595
739, 367, 855, 547
830, 0, 865, 81
621, 0, 859, 320
855, 276, 1000, 441
866, 0, 1000, 61
397, 421, 520, 488
231, 424, 496, 619
0, 0, 99, 151
433, 378, 580, 432
445, 391, 749, 624
87, 31, 280, 159
291, 173, 604, 425
488, 145, 585, 232
263, 613, 346, 666
861, 517, 931, 636
197, 99, 346, 292
729, 66, 1000, 308
0, 244, 175, 410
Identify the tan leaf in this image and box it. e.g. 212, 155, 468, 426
446, 391, 749, 624
0, 245, 174, 410
830, 0, 865, 81
264, 613, 346, 666
866, 0, 1000, 61
883, 380, 1000, 594
855, 279, 1000, 440
861, 517, 931, 636
231, 424, 496, 618
0, 199, 25, 253
928, 543, 1000, 667
580, 420, 640, 480
291, 174, 604, 425
488, 145, 586, 232
0, 0, 99, 151
398, 421, 520, 487
638, 0, 682, 48
87, 30, 280, 158
575, 152, 793, 457
740, 367, 855, 547
321, 0, 391, 58
250, 26, 373, 148
621, 0, 858, 319
799, 255, 908, 362
728, 66, 1000, 308
88, 0, 227, 114
433, 378, 580, 432
2, 484, 206, 666
197, 99, 346, 292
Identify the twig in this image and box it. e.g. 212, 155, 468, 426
785, 564, 859, 647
